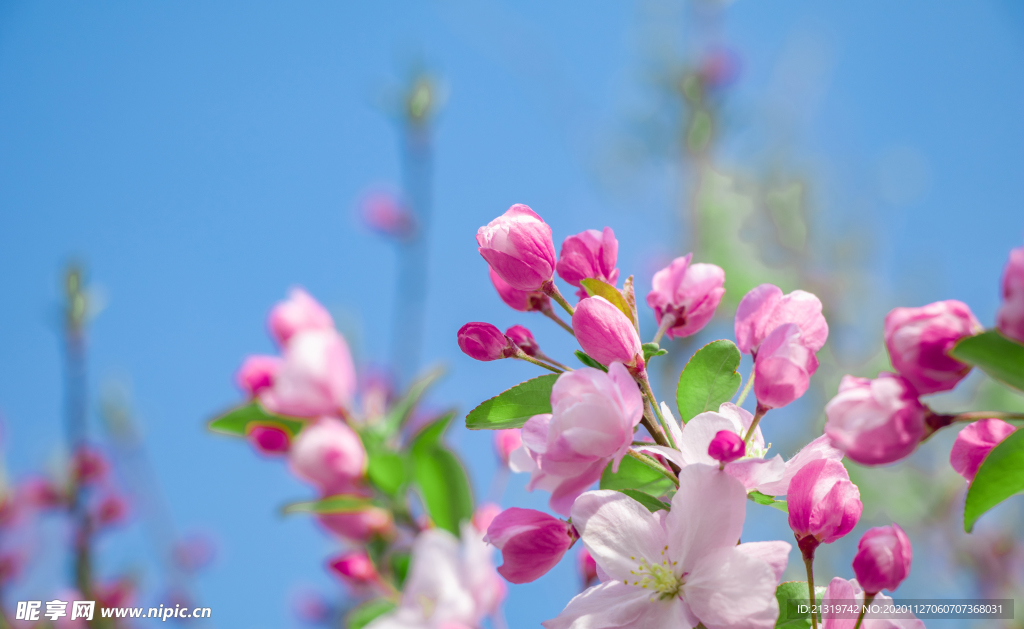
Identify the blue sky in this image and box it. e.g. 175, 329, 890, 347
1, 1, 1022, 627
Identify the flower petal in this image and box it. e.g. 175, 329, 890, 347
726, 456, 785, 491
570, 490, 667, 581
666, 465, 747, 571
685, 546, 779, 629
757, 434, 843, 496
735, 541, 792, 582
541, 581, 671, 629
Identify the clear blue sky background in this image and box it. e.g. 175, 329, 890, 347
1, 1, 1023, 628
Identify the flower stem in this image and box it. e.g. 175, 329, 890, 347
536, 352, 571, 371
803, 554, 818, 629
641, 415, 670, 448
639, 377, 678, 450
541, 306, 575, 336
735, 367, 755, 407
626, 449, 679, 487
743, 405, 768, 446
543, 281, 575, 317
852, 594, 875, 629
953, 411, 1024, 422
515, 352, 563, 374
651, 313, 676, 345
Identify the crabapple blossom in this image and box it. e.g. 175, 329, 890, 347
646, 254, 725, 339
72, 446, 108, 486
318, 508, 395, 543
788, 459, 862, 551
708, 430, 745, 464
510, 364, 644, 515
852, 524, 912, 595
997, 243, 1024, 343
457, 323, 515, 361
248, 425, 290, 455
545, 465, 790, 629
820, 578, 924, 629
93, 493, 129, 528
472, 503, 502, 534
477, 204, 557, 291
489, 268, 551, 312
883, 300, 981, 394
824, 373, 926, 466
555, 228, 620, 299
571, 297, 644, 372
361, 191, 415, 240
261, 328, 357, 417
949, 418, 1017, 482
493, 429, 522, 467
753, 323, 818, 409
504, 325, 540, 357
288, 417, 366, 495
328, 550, 381, 587
485, 508, 577, 584
236, 355, 280, 396
268, 288, 335, 347
734, 284, 828, 356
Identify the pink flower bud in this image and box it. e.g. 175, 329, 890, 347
473, 503, 502, 534
572, 296, 644, 371
824, 373, 926, 466
735, 284, 828, 355
248, 425, 290, 455
477, 204, 557, 291
997, 243, 1024, 343
753, 323, 818, 409
555, 228, 620, 299
488, 268, 551, 312
260, 329, 356, 418
493, 429, 522, 466
504, 325, 540, 357
95, 578, 135, 608
289, 418, 366, 494
360, 191, 415, 239
949, 418, 1017, 482
708, 430, 745, 464
18, 477, 63, 510
884, 300, 981, 394
172, 532, 217, 573
72, 446, 108, 486
484, 508, 577, 584
646, 254, 726, 339
788, 459, 862, 546
328, 550, 380, 586
852, 523, 912, 595
317, 507, 395, 543
513, 364, 643, 515
268, 288, 335, 347
236, 355, 280, 396
0, 553, 21, 585
94, 493, 129, 528
457, 322, 515, 361
577, 548, 598, 586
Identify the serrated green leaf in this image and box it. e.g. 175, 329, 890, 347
465, 374, 558, 430
949, 330, 1024, 392
208, 401, 306, 437
620, 489, 670, 512
580, 278, 635, 327
964, 428, 1024, 532
413, 446, 473, 535
600, 455, 674, 496
642, 342, 669, 363
281, 494, 374, 515
574, 351, 608, 372
367, 451, 409, 496
676, 339, 743, 423
748, 490, 789, 513
347, 599, 396, 629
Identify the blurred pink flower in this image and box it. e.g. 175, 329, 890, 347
235, 355, 280, 396
884, 300, 981, 394
268, 288, 336, 347
289, 417, 366, 495
247, 425, 290, 455
824, 373, 926, 466
997, 242, 1024, 343
852, 523, 912, 595
950, 418, 1017, 482
360, 191, 415, 240
261, 329, 356, 418
821, 578, 924, 629
318, 508, 394, 544
493, 429, 522, 467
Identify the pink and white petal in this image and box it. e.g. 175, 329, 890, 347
677, 414, 737, 466
716, 403, 764, 451
758, 434, 844, 497
549, 460, 607, 516
661, 402, 685, 447
522, 414, 554, 454
632, 445, 685, 468
685, 546, 779, 629
540, 581, 654, 629
666, 466, 747, 570
726, 456, 785, 491
735, 541, 792, 582
570, 490, 667, 582
821, 577, 858, 629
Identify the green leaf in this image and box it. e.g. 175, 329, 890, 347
964, 428, 1024, 532
676, 339, 743, 423
367, 451, 409, 496
465, 374, 558, 430
775, 581, 824, 628
347, 599, 396, 629
412, 446, 473, 535
381, 366, 445, 434
600, 455, 674, 496
574, 351, 608, 372
390, 552, 411, 589
620, 489, 670, 512
642, 342, 669, 363
281, 494, 374, 515
411, 411, 456, 452
949, 330, 1024, 392
208, 401, 306, 437
580, 278, 636, 327
748, 490, 789, 514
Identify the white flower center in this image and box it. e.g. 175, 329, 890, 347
745, 441, 771, 460
626, 547, 682, 600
